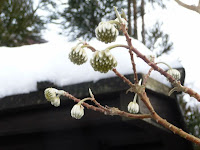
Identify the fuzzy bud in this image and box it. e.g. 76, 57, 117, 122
114, 18, 127, 29
71, 104, 84, 119
128, 101, 139, 114
167, 69, 181, 81
95, 22, 119, 44
90, 49, 117, 73
50, 97, 60, 107
69, 45, 88, 65
44, 88, 58, 102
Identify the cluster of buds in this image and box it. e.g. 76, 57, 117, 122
90, 49, 117, 73
95, 7, 127, 44
44, 88, 93, 120
167, 68, 181, 81
69, 44, 88, 65
95, 22, 119, 44
44, 88, 64, 107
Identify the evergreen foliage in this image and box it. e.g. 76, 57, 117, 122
179, 95, 200, 150
60, 0, 172, 56
0, 0, 45, 47
146, 22, 173, 57
60, 0, 124, 40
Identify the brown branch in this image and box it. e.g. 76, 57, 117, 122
143, 67, 154, 86
152, 111, 200, 144
112, 68, 134, 87
63, 91, 151, 119
83, 44, 97, 52
129, 49, 139, 84
64, 92, 104, 113
138, 90, 200, 145
183, 86, 200, 101
105, 106, 151, 119
121, 24, 200, 102
174, 0, 200, 14
118, 19, 200, 144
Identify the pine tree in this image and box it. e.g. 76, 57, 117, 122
141, 0, 145, 44
133, 0, 138, 39
145, 21, 173, 57
127, 0, 132, 36
0, 0, 46, 47
0, 0, 59, 47
60, 0, 124, 40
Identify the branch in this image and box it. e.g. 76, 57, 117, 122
174, 0, 200, 14
152, 111, 200, 144
112, 68, 134, 87
137, 88, 200, 145
121, 25, 200, 102
63, 91, 151, 119
116, 15, 200, 144
129, 48, 139, 84
143, 67, 154, 86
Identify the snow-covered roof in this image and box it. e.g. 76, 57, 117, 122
0, 36, 182, 98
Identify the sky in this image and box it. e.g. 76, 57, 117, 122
1, 0, 200, 107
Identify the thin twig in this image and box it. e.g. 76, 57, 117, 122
143, 67, 154, 86
112, 68, 134, 87
129, 48, 138, 84
63, 91, 151, 119
121, 25, 200, 102
174, 0, 200, 14
119, 18, 200, 145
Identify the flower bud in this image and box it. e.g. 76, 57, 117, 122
71, 104, 84, 119
50, 97, 60, 107
44, 88, 58, 102
69, 45, 88, 65
167, 69, 181, 81
114, 18, 127, 29
128, 101, 139, 114
95, 22, 119, 44
90, 49, 117, 73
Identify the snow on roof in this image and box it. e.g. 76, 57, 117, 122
0, 36, 182, 98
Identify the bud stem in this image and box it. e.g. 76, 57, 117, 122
78, 97, 92, 105
156, 61, 172, 70
113, 6, 123, 23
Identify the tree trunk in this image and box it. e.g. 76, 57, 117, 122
141, 0, 145, 44
133, 0, 138, 39
128, 0, 132, 36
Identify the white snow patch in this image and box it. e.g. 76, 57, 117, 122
0, 36, 182, 98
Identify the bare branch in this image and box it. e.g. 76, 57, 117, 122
174, 0, 200, 14
63, 91, 151, 119
129, 48, 139, 84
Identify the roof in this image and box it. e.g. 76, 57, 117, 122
0, 69, 193, 150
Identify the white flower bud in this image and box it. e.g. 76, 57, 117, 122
71, 104, 84, 119
128, 101, 139, 114
167, 69, 181, 81
90, 49, 117, 73
114, 18, 127, 29
69, 44, 88, 65
95, 22, 119, 44
44, 88, 58, 101
51, 97, 60, 107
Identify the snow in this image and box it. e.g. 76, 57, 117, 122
0, 0, 199, 109
144, 0, 200, 108
0, 36, 182, 98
